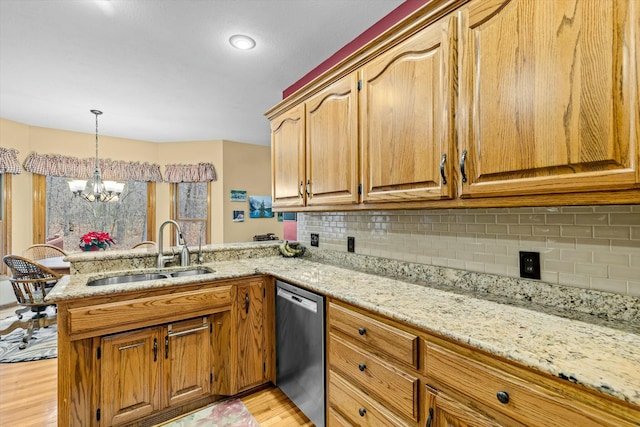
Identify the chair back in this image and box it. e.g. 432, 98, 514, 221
2, 255, 61, 307
131, 241, 157, 250
23, 243, 67, 260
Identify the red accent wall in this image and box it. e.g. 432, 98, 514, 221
282, 0, 432, 99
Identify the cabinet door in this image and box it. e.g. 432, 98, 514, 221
163, 316, 211, 408
100, 327, 162, 426
236, 278, 266, 391
306, 73, 359, 206
361, 14, 456, 203
271, 103, 306, 208
458, 0, 638, 198
425, 386, 502, 427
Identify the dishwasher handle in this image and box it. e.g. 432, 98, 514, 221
277, 287, 318, 313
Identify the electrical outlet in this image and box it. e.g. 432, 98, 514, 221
310, 233, 319, 247
519, 251, 541, 280
347, 236, 355, 253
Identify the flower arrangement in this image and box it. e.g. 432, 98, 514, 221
79, 231, 115, 251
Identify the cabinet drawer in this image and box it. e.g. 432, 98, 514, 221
329, 371, 413, 427
68, 285, 232, 339
330, 333, 418, 421
425, 341, 634, 427
329, 302, 418, 367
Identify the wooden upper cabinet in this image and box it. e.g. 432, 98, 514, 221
457, 0, 639, 198
305, 73, 359, 206
271, 103, 306, 208
360, 14, 457, 203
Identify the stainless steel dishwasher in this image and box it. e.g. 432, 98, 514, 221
276, 280, 325, 427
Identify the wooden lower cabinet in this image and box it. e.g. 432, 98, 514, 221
425, 385, 502, 427
100, 327, 162, 426
236, 277, 267, 391
99, 316, 214, 426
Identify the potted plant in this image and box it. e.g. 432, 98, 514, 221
79, 231, 115, 251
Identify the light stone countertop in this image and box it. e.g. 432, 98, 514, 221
48, 255, 640, 407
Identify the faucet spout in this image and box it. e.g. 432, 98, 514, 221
157, 220, 190, 268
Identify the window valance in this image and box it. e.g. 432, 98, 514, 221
164, 163, 217, 183
23, 152, 163, 182
0, 146, 22, 174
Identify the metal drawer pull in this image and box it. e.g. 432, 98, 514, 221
358, 408, 366, 417
153, 338, 158, 361
306, 179, 311, 197
358, 363, 366, 372
118, 342, 145, 351
168, 322, 208, 337
426, 407, 434, 427
440, 153, 447, 185
299, 181, 304, 197
460, 149, 468, 183
358, 327, 366, 336
496, 391, 510, 404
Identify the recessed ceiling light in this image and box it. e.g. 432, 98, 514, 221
229, 34, 256, 50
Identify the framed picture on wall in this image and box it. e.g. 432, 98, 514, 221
249, 196, 274, 218
233, 210, 245, 222
230, 190, 247, 202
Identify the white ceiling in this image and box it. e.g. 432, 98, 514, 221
0, 0, 405, 146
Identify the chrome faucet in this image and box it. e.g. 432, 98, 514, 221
157, 220, 190, 268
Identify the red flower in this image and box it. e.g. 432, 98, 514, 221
79, 231, 115, 251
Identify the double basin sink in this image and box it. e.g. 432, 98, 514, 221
87, 267, 213, 286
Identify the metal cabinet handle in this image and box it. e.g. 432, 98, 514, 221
305, 179, 311, 197
299, 181, 303, 197
497, 391, 510, 404
358, 363, 366, 372
358, 327, 366, 336
440, 153, 447, 185
358, 408, 366, 417
245, 293, 249, 314
165, 336, 169, 359
426, 407, 434, 427
460, 149, 468, 183
153, 338, 158, 362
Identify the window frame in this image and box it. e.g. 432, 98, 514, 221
1, 174, 11, 275
170, 182, 211, 246
32, 175, 156, 246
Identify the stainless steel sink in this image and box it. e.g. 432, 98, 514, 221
86, 268, 214, 286
87, 273, 169, 286
169, 268, 213, 277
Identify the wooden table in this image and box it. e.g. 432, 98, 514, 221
38, 256, 70, 275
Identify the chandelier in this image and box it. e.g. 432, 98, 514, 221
68, 110, 125, 202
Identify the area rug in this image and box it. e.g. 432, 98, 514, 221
0, 307, 57, 363
160, 398, 260, 427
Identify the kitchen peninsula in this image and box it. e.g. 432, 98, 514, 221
49, 242, 640, 426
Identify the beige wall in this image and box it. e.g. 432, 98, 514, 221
221, 140, 281, 243
0, 117, 280, 254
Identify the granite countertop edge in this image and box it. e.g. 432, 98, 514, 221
47, 256, 640, 407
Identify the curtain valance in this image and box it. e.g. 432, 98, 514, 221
164, 163, 217, 183
23, 152, 163, 182
0, 146, 22, 174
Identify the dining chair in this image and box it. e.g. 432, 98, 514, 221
23, 243, 68, 260
131, 241, 157, 250
1, 255, 60, 349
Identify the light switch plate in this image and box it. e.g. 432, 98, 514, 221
310, 233, 319, 247
347, 236, 355, 253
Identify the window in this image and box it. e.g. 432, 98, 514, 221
171, 182, 210, 246
37, 176, 153, 251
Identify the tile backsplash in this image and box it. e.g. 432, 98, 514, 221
297, 205, 640, 297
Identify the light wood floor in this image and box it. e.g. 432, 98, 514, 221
0, 306, 314, 426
